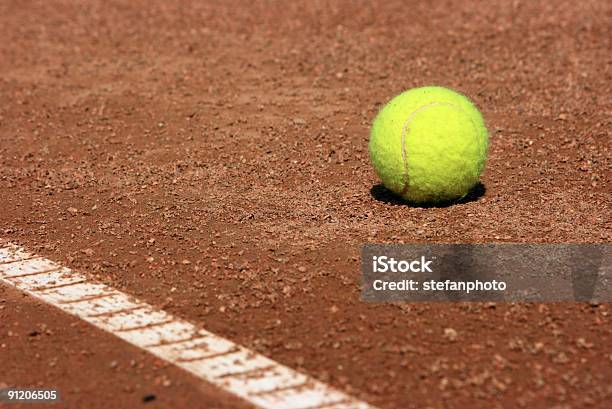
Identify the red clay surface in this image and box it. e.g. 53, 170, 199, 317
0, 0, 610, 408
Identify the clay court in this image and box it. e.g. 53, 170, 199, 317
0, 1, 610, 408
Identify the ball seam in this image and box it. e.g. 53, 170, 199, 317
399, 101, 483, 199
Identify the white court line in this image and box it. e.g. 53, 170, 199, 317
0, 242, 378, 409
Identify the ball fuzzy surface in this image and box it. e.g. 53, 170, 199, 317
368, 86, 489, 204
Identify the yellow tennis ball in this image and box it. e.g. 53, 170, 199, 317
369, 86, 489, 203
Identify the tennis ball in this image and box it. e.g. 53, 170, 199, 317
369, 86, 488, 203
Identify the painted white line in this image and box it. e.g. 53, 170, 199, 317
0, 243, 378, 409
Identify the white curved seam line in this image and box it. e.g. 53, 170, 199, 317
400, 101, 482, 196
